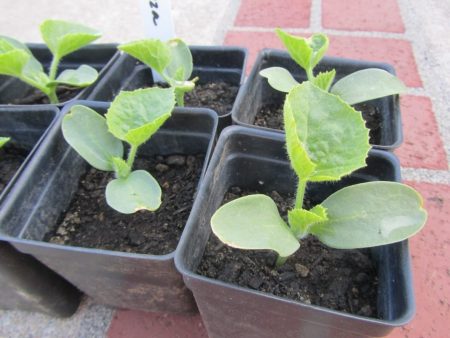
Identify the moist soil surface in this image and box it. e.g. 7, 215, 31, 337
45, 154, 204, 255
197, 187, 379, 318
10, 86, 81, 105
254, 102, 382, 144
0, 144, 29, 193
183, 81, 239, 116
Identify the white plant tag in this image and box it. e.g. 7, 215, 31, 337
139, 0, 175, 81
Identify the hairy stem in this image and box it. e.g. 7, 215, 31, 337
306, 68, 314, 82
47, 90, 59, 104
126, 144, 138, 169
175, 90, 185, 107
48, 55, 60, 81
276, 255, 287, 267
295, 179, 307, 209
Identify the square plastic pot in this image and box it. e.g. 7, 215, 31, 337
0, 106, 81, 317
89, 46, 247, 129
175, 126, 415, 337
231, 49, 403, 150
0, 101, 218, 314
0, 44, 119, 107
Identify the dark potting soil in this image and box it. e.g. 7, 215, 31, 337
183, 82, 239, 116
197, 187, 379, 318
44, 154, 204, 255
10, 86, 81, 105
254, 102, 382, 144
0, 144, 29, 193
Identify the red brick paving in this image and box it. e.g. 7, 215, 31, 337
235, 0, 312, 28
387, 182, 450, 338
396, 96, 448, 170
107, 310, 207, 338
328, 36, 422, 87
322, 0, 405, 33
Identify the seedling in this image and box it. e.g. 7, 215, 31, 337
0, 137, 9, 148
118, 38, 197, 107
211, 82, 427, 266
62, 87, 175, 214
0, 19, 101, 104
260, 29, 406, 105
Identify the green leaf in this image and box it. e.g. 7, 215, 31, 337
284, 82, 370, 181
0, 48, 30, 77
106, 170, 162, 214
111, 157, 131, 179
288, 205, 328, 239
275, 29, 328, 72
0, 137, 10, 148
51, 65, 98, 87
311, 182, 428, 249
40, 19, 101, 58
118, 39, 171, 75
164, 38, 193, 81
312, 70, 336, 91
62, 105, 123, 171
330, 68, 407, 105
106, 87, 175, 147
259, 67, 300, 92
211, 194, 300, 259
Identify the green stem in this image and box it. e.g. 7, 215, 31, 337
175, 90, 185, 107
295, 179, 307, 209
306, 67, 314, 82
126, 144, 138, 169
276, 255, 287, 267
47, 90, 59, 104
49, 55, 60, 81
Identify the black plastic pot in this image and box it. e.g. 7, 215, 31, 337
0, 106, 81, 316
0, 101, 218, 313
89, 46, 247, 130
175, 126, 415, 337
232, 49, 403, 150
0, 44, 119, 107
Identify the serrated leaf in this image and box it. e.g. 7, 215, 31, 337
112, 157, 130, 178
51, 65, 98, 87
40, 19, 101, 58
259, 67, 299, 92
330, 68, 407, 105
211, 194, 300, 259
284, 82, 370, 181
288, 205, 328, 239
0, 137, 10, 148
275, 29, 328, 72
62, 105, 123, 171
106, 87, 175, 147
311, 182, 427, 249
312, 70, 336, 91
106, 170, 161, 214
164, 38, 193, 81
118, 39, 171, 75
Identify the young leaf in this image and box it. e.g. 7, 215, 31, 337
111, 157, 131, 179
211, 194, 300, 259
330, 68, 407, 105
50, 65, 98, 87
62, 105, 124, 171
310, 182, 427, 249
312, 70, 336, 91
0, 137, 10, 148
259, 67, 299, 93
118, 39, 171, 75
106, 170, 161, 214
284, 82, 370, 181
40, 20, 101, 58
164, 38, 193, 81
288, 205, 328, 239
106, 88, 175, 147
275, 29, 328, 73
